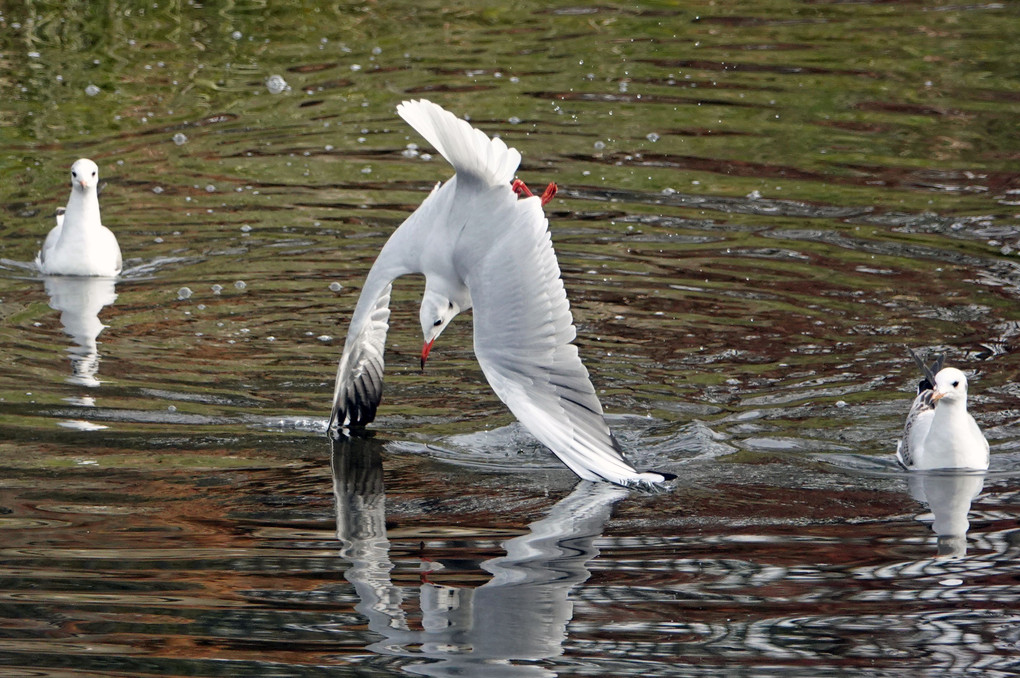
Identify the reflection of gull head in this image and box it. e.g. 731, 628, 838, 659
331, 433, 630, 677
44, 276, 117, 387
907, 471, 984, 558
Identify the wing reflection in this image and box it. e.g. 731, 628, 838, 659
331, 434, 629, 677
44, 276, 117, 388
906, 471, 985, 558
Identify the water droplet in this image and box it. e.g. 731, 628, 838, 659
85, 84, 101, 96
168, 405, 177, 412
328, 282, 343, 292
646, 132, 660, 143
508, 116, 521, 124
266, 74, 289, 94
205, 184, 216, 193
177, 287, 193, 300
317, 335, 332, 342
231, 30, 242, 40
152, 186, 164, 194
211, 284, 223, 294
746, 190, 762, 200
240, 224, 252, 233
173, 132, 188, 145
234, 280, 247, 290
594, 140, 606, 150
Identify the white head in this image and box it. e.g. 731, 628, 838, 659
931, 367, 969, 406
418, 287, 461, 369
70, 158, 99, 192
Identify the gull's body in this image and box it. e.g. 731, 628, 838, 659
329, 99, 664, 485
37, 159, 122, 277
896, 352, 989, 471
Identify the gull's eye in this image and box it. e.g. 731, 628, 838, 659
91, 170, 96, 177
71, 171, 77, 178
952, 380, 960, 388
433, 319, 443, 327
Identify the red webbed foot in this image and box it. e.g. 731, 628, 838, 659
512, 179, 557, 206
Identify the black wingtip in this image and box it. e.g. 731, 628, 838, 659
907, 347, 945, 388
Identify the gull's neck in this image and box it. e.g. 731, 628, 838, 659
64, 186, 102, 233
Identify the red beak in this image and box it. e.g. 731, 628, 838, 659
421, 339, 435, 371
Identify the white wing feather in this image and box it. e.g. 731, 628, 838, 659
468, 197, 663, 485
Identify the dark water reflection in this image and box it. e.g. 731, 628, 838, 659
334, 434, 626, 677
1, 0, 1019, 675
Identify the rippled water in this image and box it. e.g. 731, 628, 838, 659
1, 1, 1019, 676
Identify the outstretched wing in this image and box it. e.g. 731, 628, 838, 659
466, 197, 663, 485
329, 280, 395, 431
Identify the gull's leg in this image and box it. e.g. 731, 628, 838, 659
512, 179, 558, 206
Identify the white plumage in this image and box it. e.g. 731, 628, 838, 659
37, 159, 122, 277
896, 352, 989, 470
329, 99, 665, 486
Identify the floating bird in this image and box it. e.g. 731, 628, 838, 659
329, 99, 666, 485
37, 159, 122, 277
896, 350, 989, 470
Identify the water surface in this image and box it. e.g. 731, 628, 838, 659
1, 1, 1019, 675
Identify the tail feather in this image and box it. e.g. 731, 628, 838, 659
396, 99, 521, 186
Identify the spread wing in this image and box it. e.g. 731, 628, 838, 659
466, 197, 663, 485
329, 280, 395, 430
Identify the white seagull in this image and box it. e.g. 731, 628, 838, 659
37, 158, 122, 277
329, 99, 666, 486
896, 350, 989, 470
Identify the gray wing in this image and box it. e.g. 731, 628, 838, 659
329, 281, 394, 430
466, 197, 662, 485
328, 184, 450, 432
897, 388, 936, 468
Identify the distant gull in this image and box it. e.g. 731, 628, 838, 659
36, 158, 122, 277
896, 350, 989, 470
328, 99, 666, 486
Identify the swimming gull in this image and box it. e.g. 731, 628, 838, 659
37, 158, 122, 277
896, 350, 989, 470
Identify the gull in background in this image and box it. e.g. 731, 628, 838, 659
37, 158, 122, 277
896, 350, 989, 470
328, 99, 666, 486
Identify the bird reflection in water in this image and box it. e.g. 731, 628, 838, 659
44, 275, 117, 388
906, 470, 985, 558
331, 434, 629, 677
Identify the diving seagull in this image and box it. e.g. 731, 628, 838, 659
896, 350, 989, 470
328, 99, 666, 486
37, 158, 122, 277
